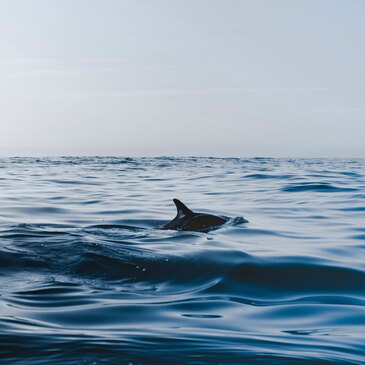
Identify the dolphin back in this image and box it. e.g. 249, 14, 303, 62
162, 199, 228, 231
180, 214, 227, 231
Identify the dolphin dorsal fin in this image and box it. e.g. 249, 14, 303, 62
173, 199, 194, 217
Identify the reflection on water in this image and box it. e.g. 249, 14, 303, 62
0, 157, 365, 364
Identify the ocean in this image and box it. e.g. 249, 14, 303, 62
0, 156, 364, 364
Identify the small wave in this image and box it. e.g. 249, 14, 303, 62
245, 173, 295, 180
12, 206, 71, 216
341, 207, 365, 212
282, 182, 357, 193
47, 179, 102, 186
84, 223, 144, 231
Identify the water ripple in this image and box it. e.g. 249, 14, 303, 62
0, 157, 365, 364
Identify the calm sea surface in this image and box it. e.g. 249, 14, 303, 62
0, 157, 365, 364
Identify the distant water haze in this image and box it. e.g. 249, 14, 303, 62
1, 0, 365, 157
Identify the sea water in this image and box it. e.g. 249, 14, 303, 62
0, 157, 364, 364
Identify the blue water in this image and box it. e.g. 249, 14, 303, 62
1, 157, 365, 364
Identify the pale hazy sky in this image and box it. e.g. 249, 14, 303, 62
1, 0, 364, 157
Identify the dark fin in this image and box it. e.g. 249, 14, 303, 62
173, 199, 194, 217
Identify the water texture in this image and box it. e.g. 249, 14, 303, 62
0, 157, 364, 364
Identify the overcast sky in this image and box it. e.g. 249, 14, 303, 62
0, 0, 364, 157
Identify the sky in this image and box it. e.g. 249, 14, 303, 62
0, 0, 365, 157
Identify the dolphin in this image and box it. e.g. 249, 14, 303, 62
161, 198, 228, 231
